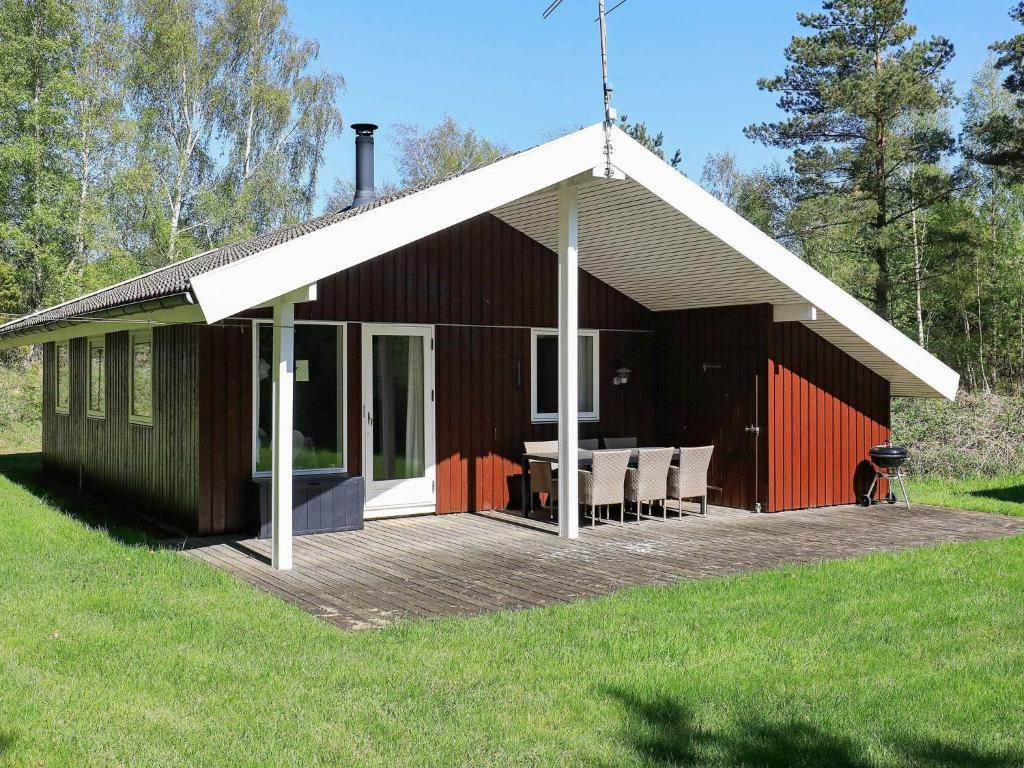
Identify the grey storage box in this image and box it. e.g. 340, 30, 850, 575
253, 473, 364, 537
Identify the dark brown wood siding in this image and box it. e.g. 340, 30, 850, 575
40, 216, 896, 532
198, 213, 656, 531
767, 320, 891, 512
654, 305, 771, 511
41, 326, 199, 531
654, 305, 891, 512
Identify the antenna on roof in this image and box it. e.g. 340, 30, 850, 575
544, 0, 626, 178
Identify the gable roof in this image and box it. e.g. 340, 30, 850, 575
0, 123, 959, 399
0, 167, 493, 339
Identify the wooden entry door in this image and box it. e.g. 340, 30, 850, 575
687, 347, 762, 511
361, 324, 436, 518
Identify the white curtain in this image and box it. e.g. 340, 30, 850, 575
578, 336, 594, 412
375, 338, 395, 478
405, 337, 425, 477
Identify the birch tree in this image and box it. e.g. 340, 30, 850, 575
69, 0, 130, 271
130, 0, 220, 264
0, 0, 78, 310
205, 0, 344, 241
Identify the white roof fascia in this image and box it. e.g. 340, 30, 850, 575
609, 127, 959, 401
0, 304, 206, 349
190, 124, 608, 323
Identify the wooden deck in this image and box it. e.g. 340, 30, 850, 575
176, 503, 1024, 631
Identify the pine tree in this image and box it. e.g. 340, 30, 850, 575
745, 0, 957, 321
967, 3, 1024, 180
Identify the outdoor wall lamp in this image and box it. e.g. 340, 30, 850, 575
613, 366, 632, 386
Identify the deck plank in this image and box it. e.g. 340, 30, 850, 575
175, 504, 1024, 631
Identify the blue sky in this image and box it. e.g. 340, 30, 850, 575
288, 0, 1017, 206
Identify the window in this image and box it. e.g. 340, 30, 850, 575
530, 328, 599, 423
87, 337, 106, 418
130, 330, 153, 425
55, 342, 70, 414
253, 321, 346, 475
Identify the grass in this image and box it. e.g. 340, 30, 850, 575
0, 420, 39, 455
906, 473, 1024, 517
1, 454, 1024, 767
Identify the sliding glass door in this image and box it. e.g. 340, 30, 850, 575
362, 325, 435, 516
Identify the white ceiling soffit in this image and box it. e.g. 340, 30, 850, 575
493, 128, 959, 400
189, 124, 608, 323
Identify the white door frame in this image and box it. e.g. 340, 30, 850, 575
361, 323, 436, 518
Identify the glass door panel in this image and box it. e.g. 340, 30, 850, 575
362, 325, 435, 516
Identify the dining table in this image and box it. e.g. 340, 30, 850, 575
520, 447, 681, 515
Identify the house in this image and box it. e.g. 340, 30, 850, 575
0, 123, 959, 570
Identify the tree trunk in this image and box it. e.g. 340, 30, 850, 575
872, 48, 889, 320
31, 7, 44, 310
911, 205, 925, 348
241, 7, 264, 183
75, 136, 90, 264
168, 162, 185, 263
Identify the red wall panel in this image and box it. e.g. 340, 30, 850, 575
767, 321, 890, 512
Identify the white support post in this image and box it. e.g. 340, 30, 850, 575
557, 182, 580, 540
271, 300, 295, 570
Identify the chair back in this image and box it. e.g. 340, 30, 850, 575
588, 449, 632, 506
602, 436, 637, 449
634, 447, 674, 500
531, 459, 556, 495
524, 440, 558, 494
676, 445, 714, 498
578, 438, 600, 450
524, 440, 557, 455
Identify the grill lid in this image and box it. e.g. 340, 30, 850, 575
869, 443, 910, 468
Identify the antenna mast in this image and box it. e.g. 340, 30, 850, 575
543, 0, 622, 177
597, 0, 615, 176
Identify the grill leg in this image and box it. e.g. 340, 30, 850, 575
895, 471, 911, 510
865, 473, 879, 504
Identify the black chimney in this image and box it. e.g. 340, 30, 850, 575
350, 123, 378, 208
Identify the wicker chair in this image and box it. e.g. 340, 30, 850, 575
668, 445, 714, 517
579, 438, 600, 450
524, 440, 558, 515
602, 437, 637, 449
579, 449, 632, 526
624, 447, 674, 521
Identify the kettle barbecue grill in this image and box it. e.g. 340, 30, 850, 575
860, 442, 911, 509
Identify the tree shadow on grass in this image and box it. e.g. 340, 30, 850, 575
0, 730, 15, 756
603, 686, 1023, 768
0, 452, 164, 548
969, 484, 1024, 506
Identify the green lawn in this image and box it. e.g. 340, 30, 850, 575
2, 453, 1023, 767
907, 473, 1024, 517
0, 421, 39, 455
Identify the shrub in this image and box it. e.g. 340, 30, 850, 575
892, 391, 1024, 478
0, 358, 42, 432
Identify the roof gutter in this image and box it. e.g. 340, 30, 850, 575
0, 291, 199, 345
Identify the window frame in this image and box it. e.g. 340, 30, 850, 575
86, 336, 106, 419
251, 319, 347, 478
54, 341, 70, 415
129, 329, 154, 426
530, 328, 600, 424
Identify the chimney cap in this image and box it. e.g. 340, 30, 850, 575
351, 123, 378, 134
